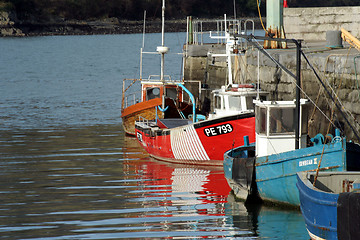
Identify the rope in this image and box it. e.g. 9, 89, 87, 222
301, 51, 360, 143
256, 0, 267, 32
249, 38, 336, 128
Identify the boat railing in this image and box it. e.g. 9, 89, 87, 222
185, 17, 255, 50
144, 75, 182, 83
138, 115, 148, 123
123, 90, 141, 109
121, 78, 142, 111
137, 115, 158, 129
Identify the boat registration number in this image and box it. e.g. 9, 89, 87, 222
204, 123, 233, 137
137, 132, 143, 142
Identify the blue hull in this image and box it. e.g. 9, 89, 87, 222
224, 143, 257, 201
297, 172, 360, 240
297, 172, 338, 239
255, 138, 360, 206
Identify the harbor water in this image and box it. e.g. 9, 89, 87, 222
0, 33, 309, 239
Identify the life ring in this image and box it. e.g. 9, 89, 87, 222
231, 84, 255, 91
238, 84, 254, 88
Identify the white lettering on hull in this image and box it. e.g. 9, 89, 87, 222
299, 158, 318, 167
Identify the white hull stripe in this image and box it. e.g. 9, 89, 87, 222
307, 229, 326, 240
170, 125, 210, 161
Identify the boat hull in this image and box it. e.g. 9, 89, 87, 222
121, 98, 163, 136
255, 138, 360, 206
135, 113, 255, 166
121, 98, 195, 136
223, 144, 258, 201
297, 171, 360, 240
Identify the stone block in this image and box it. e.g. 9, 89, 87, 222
348, 90, 360, 103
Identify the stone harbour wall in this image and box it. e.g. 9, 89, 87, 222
240, 46, 360, 141
284, 6, 360, 40
184, 43, 360, 142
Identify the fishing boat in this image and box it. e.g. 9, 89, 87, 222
135, 19, 268, 166
223, 136, 257, 202
297, 171, 360, 239
224, 100, 360, 204
121, 0, 197, 136
223, 34, 360, 205
254, 101, 360, 206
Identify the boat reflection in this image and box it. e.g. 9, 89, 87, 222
226, 194, 309, 239
122, 136, 308, 239
123, 135, 232, 214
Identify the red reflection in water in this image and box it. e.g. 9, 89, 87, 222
123, 136, 232, 218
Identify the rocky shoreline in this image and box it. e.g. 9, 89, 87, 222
0, 11, 263, 37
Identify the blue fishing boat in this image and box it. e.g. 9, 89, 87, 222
223, 136, 258, 202
224, 33, 360, 206
224, 99, 360, 205
254, 100, 360, 206
297, 171, 360, 240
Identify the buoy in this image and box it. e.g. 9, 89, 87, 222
283, 0, 288, 8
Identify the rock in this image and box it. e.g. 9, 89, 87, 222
0, 11, 24, 37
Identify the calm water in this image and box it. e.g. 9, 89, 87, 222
0, 33, 308, 239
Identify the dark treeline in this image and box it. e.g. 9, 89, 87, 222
1, 0, 359, 21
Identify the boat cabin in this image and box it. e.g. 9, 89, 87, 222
255, 99, 309, 157
208, 84, 268, 119
141, 80, 182, 102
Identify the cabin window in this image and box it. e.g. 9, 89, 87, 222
269, 108, 295, 134
214, 95, 222, 109
246, 96, 255, 110
146, 87, 160, 100
255, 106, 267, 134
301, 105, 309, 134
166, 87, 177, 99
228, 96, 242, 110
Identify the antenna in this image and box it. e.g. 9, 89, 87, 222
140, 10, 146, 80
233, 0, 237, 20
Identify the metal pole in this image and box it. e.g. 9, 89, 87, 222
295, 40, 301, 149
233, 0, 237, 20
161, 0, 165, 82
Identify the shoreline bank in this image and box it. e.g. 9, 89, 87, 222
0, 14, 263, 37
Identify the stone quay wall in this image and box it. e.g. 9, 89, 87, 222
284, 6, 360, 40
241, 46, 360, 141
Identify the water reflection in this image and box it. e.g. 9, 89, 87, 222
0, 125, 308, 239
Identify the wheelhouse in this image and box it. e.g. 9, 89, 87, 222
209, 85, 268, 119
255, 99, 309, 157
141, 82, 183, 102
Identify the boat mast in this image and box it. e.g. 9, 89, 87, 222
160, 0, 166, 82
224, 14, 234, 87
155, 0, 169, 109
140, 10, 146, 80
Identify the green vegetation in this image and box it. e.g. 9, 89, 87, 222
1, 0, 359, 21
0, 1, 14, 11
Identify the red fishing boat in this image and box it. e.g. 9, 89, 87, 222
121, 0, 197, 136
121, 79, 195, 136
135, 21, 268, 166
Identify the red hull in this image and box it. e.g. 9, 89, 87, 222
135, 113, 255, 166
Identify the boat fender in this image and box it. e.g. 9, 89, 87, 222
311, 134, 324, 146
332, 136, 342, 143
157, 105, 169, 112
325, 133, 333, 143
337, 191, 360, 239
